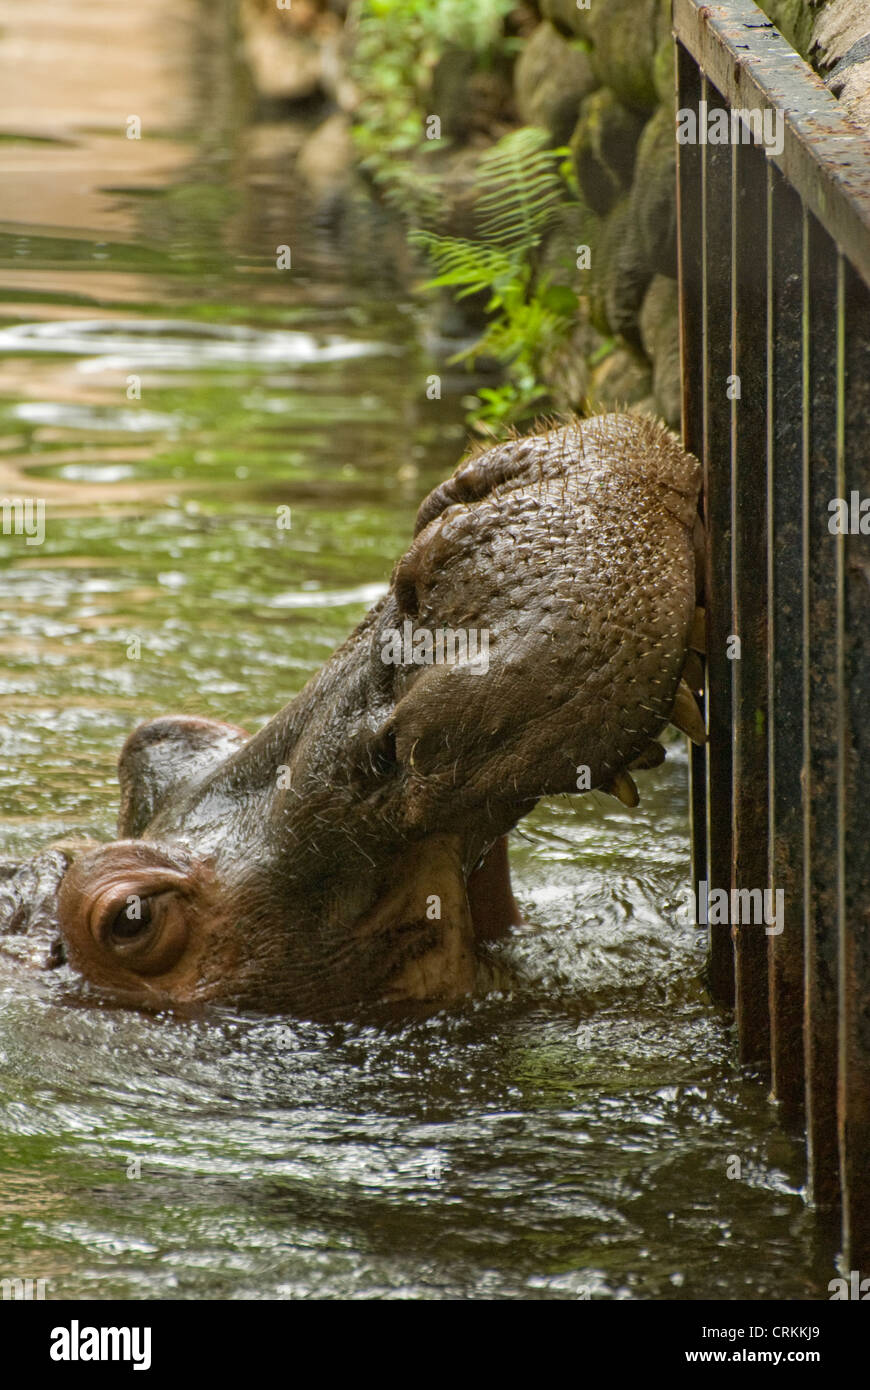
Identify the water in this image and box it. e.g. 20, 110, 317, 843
0, 2, 827, 1301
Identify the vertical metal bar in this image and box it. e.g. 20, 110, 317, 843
803, 212, 842, 1211
730, 135, 771, 1070
676, 42, 707, 921
766, 164, 806, 1116
702, 78, 736, 1008
838, 259, 870, 1269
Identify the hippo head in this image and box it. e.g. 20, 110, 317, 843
1, 415, 703, 1016
53, 713, 501, 1013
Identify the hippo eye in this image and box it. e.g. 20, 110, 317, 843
94, 890, 190, 977
109, 896, 153, 942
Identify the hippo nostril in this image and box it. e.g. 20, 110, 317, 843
392, 549, 421, 618
371, 727, 398, 774
394, 573, 419, 618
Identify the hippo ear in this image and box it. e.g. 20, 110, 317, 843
118, 716, 249, 838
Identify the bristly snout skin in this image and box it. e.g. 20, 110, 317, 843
4, 414, 703, 1016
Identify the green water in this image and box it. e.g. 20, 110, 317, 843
0, 32, 829, 1302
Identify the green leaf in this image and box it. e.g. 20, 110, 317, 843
473, 128, 573, 251
538, 284, 579, 318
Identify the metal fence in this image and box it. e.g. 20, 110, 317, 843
673, 0, 870, 1271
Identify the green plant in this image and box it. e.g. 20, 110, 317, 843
350, 6, 583, 433
350, 0, 515, 223
410, 128, 580, 432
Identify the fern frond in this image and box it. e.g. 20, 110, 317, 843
474, 302, 571, 364
409, 230, 515, 298
473, 127, 571, 251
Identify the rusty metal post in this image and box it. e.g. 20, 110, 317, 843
675, 41, 708, 938
766, 163, 806, 1118
838, 261, 870, 1269
702, 79, 736, 1008
730, 135, 771, 1069
802, 214, 842, 1212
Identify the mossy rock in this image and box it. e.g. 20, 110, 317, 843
604, 217, 653, 345
431, 46, 516, 143
587, 0, 664, 112
431, 46, 477, 141
629, 104, 677, 281
653, 34, 676, 107
586, 196, 632, 336
570, 88, 646, 215
514, 22, 598, 145
594, 105, 676, 345
538, 203, 602, 289
639, 274, 681, 428
543, 320, 603, 412
589, 345, 653, 411
540, 0, 595, 42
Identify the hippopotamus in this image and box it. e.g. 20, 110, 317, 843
0, 413, 704, 1017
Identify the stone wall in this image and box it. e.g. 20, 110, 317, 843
503, 1, 678, 422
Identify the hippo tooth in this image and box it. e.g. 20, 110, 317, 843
681, 650, 705, 695
670, 680, 706, 745
605, 770, 639, 807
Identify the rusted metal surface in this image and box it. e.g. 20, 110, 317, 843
674, 0, 870, 1267
702, 78, 737, 1008
802, 216, 842, 1211
730, 135, 771, 1069
676, 44, 710, 944
766, 163, 805, 1117
673, 0, 870, 287
839, 262, 870, 1268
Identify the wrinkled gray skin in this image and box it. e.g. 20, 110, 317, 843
0, 414, 702, 1017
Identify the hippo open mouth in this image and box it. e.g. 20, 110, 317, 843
0, 413, 704, 1016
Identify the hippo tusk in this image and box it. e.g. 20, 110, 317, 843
604, 770, 639, 807
670, 679, 706, 745
681, 649, 705, 695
